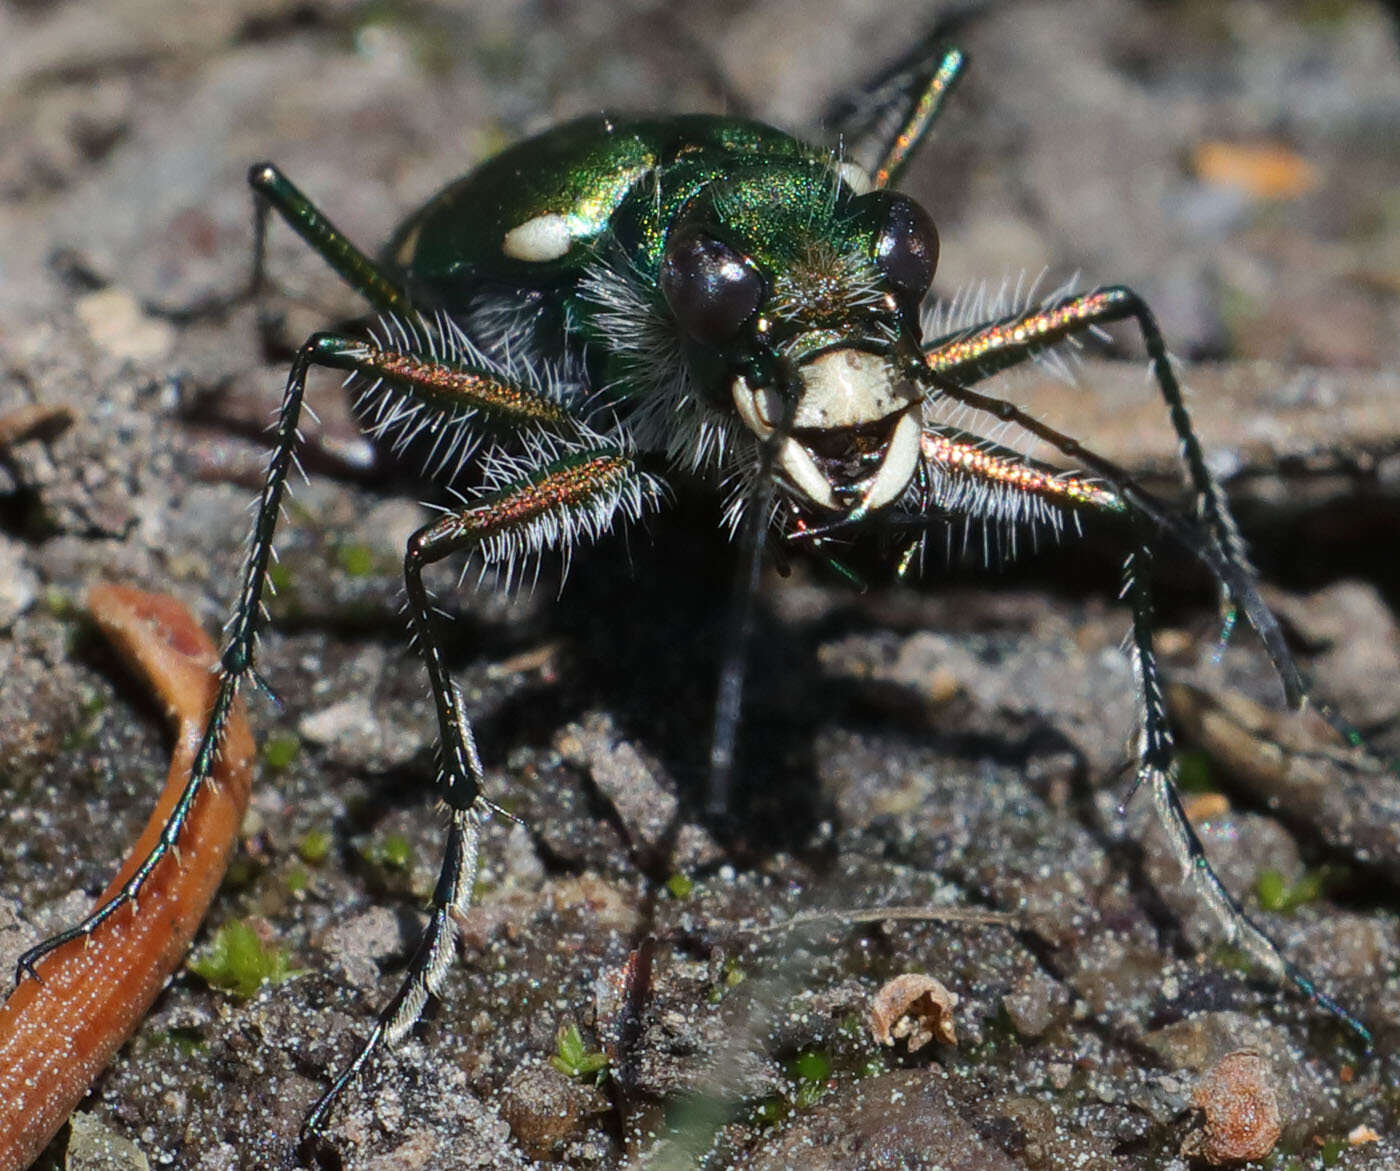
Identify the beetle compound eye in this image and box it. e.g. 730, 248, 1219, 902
661, 231, 764, 345
875, 195, 939, 300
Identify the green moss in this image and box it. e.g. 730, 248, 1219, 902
857, 1053, 886, 1078
285, 864, 311, 894
750, 1095, 787, 1127
262, 733, 300, 771
550, 1022, 609, 1082
42, 587, 77, 618
189, 921, 298, 998
1210, 943, 1253, 973
61, 686, 107, 749
789, 1049, 832, 1107
267, 563, 295, 596
336, 542, 377, 578
709, 957, 746, 1003
789, 1049, 831, 1082
1255, 866, 1334, 913
162, 1026, 206, 1054
370, 832, 413, 871
1288, 867, 1331, 906
297, 827, 332, 865
222, 856, 259, 891
1174, 750, 1214, 794
1255, 868, 1288, 912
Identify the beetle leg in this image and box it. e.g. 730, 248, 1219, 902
1120, 536, 1371, 1048
923, 284, 1251, 584
302, 445, 659, 1137
301, 805, 481, 1142
824, 42, 966, 189
146, 162, 413, 328
10, 329, 324, 981
217, 321, 582, 690
246, 163, 413, 316
870, 423, 1371, 1047
706, 471, 775, 818
868, 46, 966, 189
909, 357, 1377, 757
11, 667, 247, 983
14, 322, 586, 987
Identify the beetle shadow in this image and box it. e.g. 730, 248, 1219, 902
468, 486, 839, 865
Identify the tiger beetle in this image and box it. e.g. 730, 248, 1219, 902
17, 40, 1373, 1144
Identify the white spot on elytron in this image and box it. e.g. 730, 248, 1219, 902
836, 161, 874, 195
793, 348, 917, 429
502, 213, 573, 262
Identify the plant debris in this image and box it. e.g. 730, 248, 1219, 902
1180, 1050, 1283, 1165
868, 973, 958, 1051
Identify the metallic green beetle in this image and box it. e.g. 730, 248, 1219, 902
18, 43, 1370, 1144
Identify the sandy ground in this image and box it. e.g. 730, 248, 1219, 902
1, 1, 1398, 1168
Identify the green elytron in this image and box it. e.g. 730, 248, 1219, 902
18, 43, 1370, 1144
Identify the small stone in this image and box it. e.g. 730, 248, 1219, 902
298, 694, 376, 747
555, 712, 676, 854
319, 906, 405, 989
296, 674, 432, 772
0, 536, 38, 628
869, 972, 958, 1050
1182, 791, 1230, 824
497, 1061, 601, 1161
75, 288, 174, 364
1001, 969, 1068, 1038
65, 1111, 151, 1170
1181, 1050, 1282, 1165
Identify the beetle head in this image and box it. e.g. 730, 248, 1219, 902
660, 163, 937, 515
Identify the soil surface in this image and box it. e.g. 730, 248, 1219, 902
1, 2, 1398, 1169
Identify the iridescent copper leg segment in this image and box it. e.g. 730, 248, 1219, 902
924, 285, 1248, 575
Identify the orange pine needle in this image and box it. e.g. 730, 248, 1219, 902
0, 585, 254, 1171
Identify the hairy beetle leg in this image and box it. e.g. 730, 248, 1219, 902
303, 446, 655, 1137
924, 284, 1249, 586
1122, 536, 1371, 1049
877, 385, 1373, 1049
301, 804, 483, 1145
